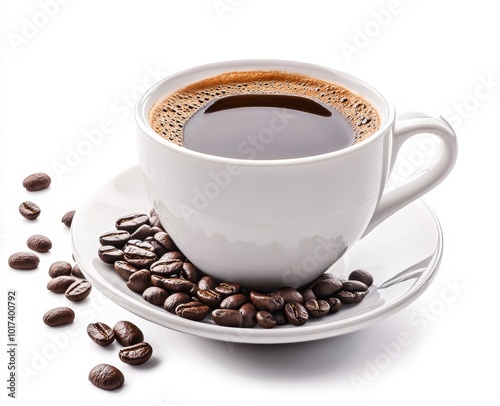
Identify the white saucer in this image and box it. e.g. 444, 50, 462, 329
71, 165, 443, 344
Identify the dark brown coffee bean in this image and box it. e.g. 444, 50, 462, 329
299, 288, 316, 302
115, 213, 150, 233
250, 291, 284, 313
150, 257, 183, 276
176, 301, 210, 321
198, 275, 218, 290
349, 269, 374, 287
47, 275, 77, 293
48, 261, 72, 278
88, 364, 124, 391
153, 231, 177, 251
304, 299, 330, 318
256, 311, 276, 329
212, 309, 243, 327
87, 322, 115, 346
150, 226, 163, 235
72, 264, 84, 278
119, 342, 153, 365
326, 297, 342, 314
124, 245, 157, 267
125, 239, 155, 251
113, 321, 144, 346
8, 252, 40, 270
342, 280, 368, 292
129, 224, 151, 241
180, 262, 201, 283
239, 303, 257, 328
43, 307, 75, 326
113, 261, 138, 281
22, 172, 51, 191
142, 286, 169, 305
196, 289, 223, 307
148, 215, 161, 228
160, 277, 194, 293
98, 245, 124, 264
160, 251, 186, 262
274, 311, 289, 326
163, 292, 191, 313
19, 201, 41, 220
312, 279, 343, 298
284, 302, 309, 326
215, 282, 241, 296
26, 234, 52, 253
61, 210, 76, 227
126, 269, 151, 293
335, 290, 367, 304
144, 236, 167, 257
65, 280, 92, 302
99, 230, 130, 248
220, 293, 247, 309
274, 287, 304, 304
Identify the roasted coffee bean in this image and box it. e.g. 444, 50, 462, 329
163, 292, 191, 313
126, 269, 151, 293
113, 321, 144, 346
99, 230, 130, 248
150, 226, 163, 235
129, 224, 151, 241
215, 282, 241, 296
47, 275, 77, 293
19, 201, 41, 220
113, 261, 139, 281
119, 342, 153, 365
239, 303, 257, 328
335, 290, 367, 304
148, 215, 161, 228
48, 261, 72, 278
212, 309, 243, 327
8, 252, 40, 270
273, 310, 288, 326
312, 278, 343, 298
123, 245, 157, 267
160, 277, 194, 293
256, 311, 276, 329
198, 275, 218, 290
196, 289, 223, 307
43, 306, 75, 326
72, 264, 84, 278
87, 322, 115, 346
88, 364, 124, 391
160, 250, 186, 262
284, 302, 309, 326
250, 291, 285, 313
115, 213, 150, 233
274, 287, 304, 304
326, 297, 342, 314
142, 286, 169, 305
61, 210, 75, 227
342, 280, 368, 292
26, 234, 52, 253
98, 245, 124, 264
180, 262, 200, 283
65, 280, 92, 302
150, 257, 183, 276
349, 269, 373, 287
144, 236, 167, 257
220, 293, 247, 309
304, 273, 335, 289
153, 231, 177, 251
125, 239, 155, 251
304, 299, 330, 318
299, 288, 316, 302
176, 301, 210, 321
22, 172, 51, 191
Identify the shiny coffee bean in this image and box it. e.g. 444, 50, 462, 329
220, 293, 247, 309
250, 291, 285, 313
27, 234, 52, 253
22, 172, 51, 191
212, 309, 243, 327
176, 301, 210, 321
326, 297, 342, 314
150, 257, 183, 276
47, 275, 77, 293
215, 282, 241, 296
144, 236, 167, 257
113, 261, 139, 281
98, 245, 124, 264
196, 289, 223, 307
342, 280, 368, 292
88, 364, 124, 391
273, 310, 288, 326
113, 321, 144, 346
349, 269, 373, 287
150, 226, 163, 235
335, 290, 367, 304
312, 278, 343, 298
284, 301, 309, 326
119, 342, 153, 365
256, 311, 276, 329
115, 213, 150, 233
19, 201, 41, 220
123, 245, 157, 267
239, 303, 257, 328
160, 251, 186, 262
180, 262, 201, 283
304, 299, 330, 318
61, 210, 76, 227
43, 307, 75, 326
160, 277, 194, 293
99, 230, 130, 248
142, 286, 169, 305
87, 322, 115, 346
299, 288, 316, 302
129, 224, 151, 241
125, 239, 155, 251
48, 261, 72, 278
198, 275, 218, 290
126, 269, 151, 293
154, 231, 177, 251
72, 264, 85, 278
8, 252, 40, 270
274, 287, 304, 304
65, 280, 92, 302
163, 292, 191, 313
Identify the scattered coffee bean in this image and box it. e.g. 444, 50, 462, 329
8, 252, 40, 270
349, 269, 374, 287
123, 245, 157, 267
115, 213, 150, 233
62, 210, 76, 227
304, 299, 330, 318
65, 280, 92, 302
220, 293, 247, 309
88, 364, 124, 391
256, 311, 276, 329
250, 291, 284, 313
126, 269, 151, 293
26, 234, 52, 252
326, 297, 342, 314
48, 261, 72, 278
47, 275, 77, 293
239, 303, 257, 327
98, 245, 125, 264
19, 201, 41, 220
142, 286, 169, 305
163, 292, 191, 313
274, 287, 304, 304
119, 342, 153, 365
43, 306, 75, 326
113, 261, 138, 281
284, 302, 309, 326
176, 301, 210, 321
72, 264, 85, 278
198, 275, 218, 290
99, 230, 131, 248
312, 278, 343, 298
113, 321, 144, 346
212, 309, 243, 327
87, 322, 115, 346
197, 289, 223, 307
129, 224, 151, 241
342, 280, 368, 292
22, 172, 51, 191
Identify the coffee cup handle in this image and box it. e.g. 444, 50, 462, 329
362, 112, 458, 237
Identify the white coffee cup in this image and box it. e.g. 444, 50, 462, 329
136, 60, 457, 290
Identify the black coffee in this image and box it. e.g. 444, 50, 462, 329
149, 70, 380, 159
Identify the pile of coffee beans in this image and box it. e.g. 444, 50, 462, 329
97, 209, 373, 329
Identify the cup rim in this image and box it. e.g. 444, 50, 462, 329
135, 59, 396, 167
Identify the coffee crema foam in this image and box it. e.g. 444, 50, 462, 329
149, 70, 380, 148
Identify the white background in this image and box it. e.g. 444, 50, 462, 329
1, 0, 499, 405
